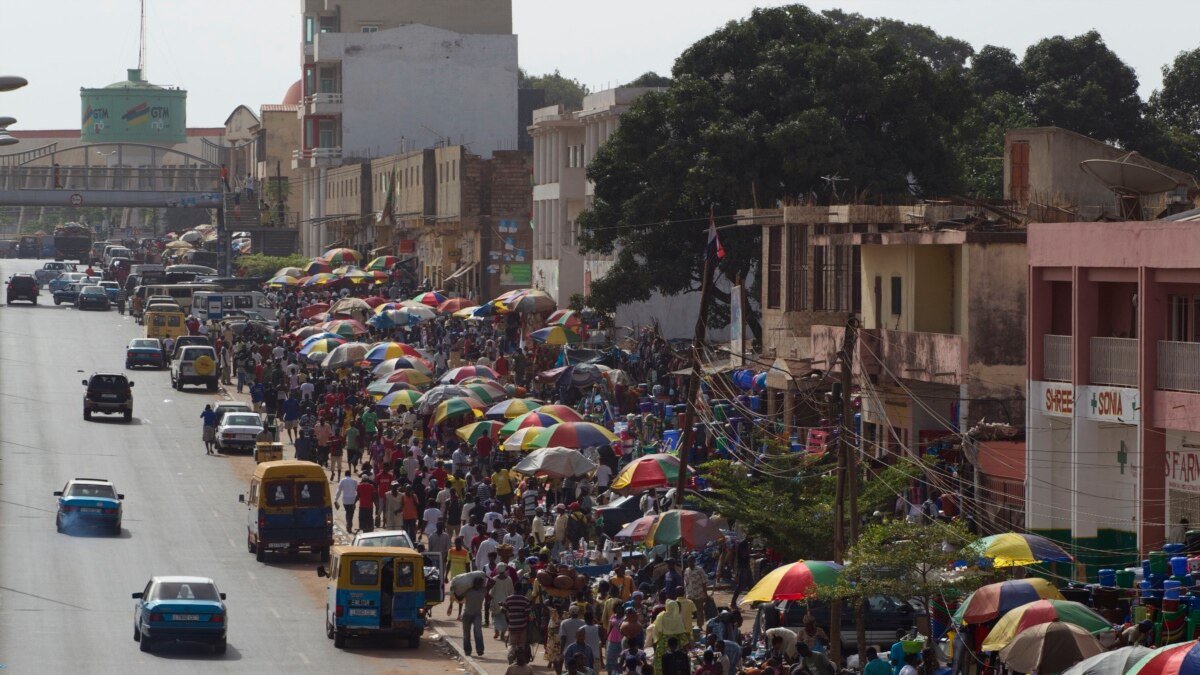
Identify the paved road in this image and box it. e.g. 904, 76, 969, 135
0, 258, 460, 673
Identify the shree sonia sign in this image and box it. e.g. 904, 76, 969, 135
1035, 381, 1074, 418
1079, 385, 1140, 424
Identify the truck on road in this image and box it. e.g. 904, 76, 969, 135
53, 223, 93, 264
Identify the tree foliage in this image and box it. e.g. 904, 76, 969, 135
823, 518, 984, 638
624, 71, 673, 88
1152, 48, 1200, 134
702, 455, 922, 561
519, 69, 590, 111
577, 7, 973, 332
235, 253, 309, 278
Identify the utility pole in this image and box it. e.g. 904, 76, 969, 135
673, 233, 718, 508
830, 313, 858, 666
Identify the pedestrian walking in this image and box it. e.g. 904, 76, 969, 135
334, 470, 358, 532
219, 163, 230, 191
200, 404, 218, 455
356, 476, 377, 534
461, 577, 486, 657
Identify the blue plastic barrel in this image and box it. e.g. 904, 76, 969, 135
1099, 569, 1116, 587
1165, 580, 1183, 600
1173, 557, 1190, 577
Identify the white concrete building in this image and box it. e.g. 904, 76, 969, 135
294, 0, 518, 255
530, 88, 719, 339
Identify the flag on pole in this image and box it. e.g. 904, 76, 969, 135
706, 205, 725, 262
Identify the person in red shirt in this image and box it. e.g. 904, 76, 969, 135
476, 435, 493, 473
376, 466, 394, 500
494, 354, 509, 381
355, 477, 378, 534
430, 462, 449, 489
400, 486, 421, 541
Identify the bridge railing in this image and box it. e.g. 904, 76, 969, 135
0, 165, 221, 192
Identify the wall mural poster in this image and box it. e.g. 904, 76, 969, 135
501, 263, 531, 285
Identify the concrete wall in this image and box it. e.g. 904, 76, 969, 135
224, 106, 259, 144
258, 108, 303, 217
303, 0, 512, 35
318, 23, 518, 157
964, 241, 1027, 427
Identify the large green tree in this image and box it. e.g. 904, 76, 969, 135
1152, 48, 1200, 134
577, 7, 973, 333
1020, 31, 1145, 146
519, 69, 590, 111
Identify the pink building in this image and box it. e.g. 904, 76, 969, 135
1028, 213, 1200, 567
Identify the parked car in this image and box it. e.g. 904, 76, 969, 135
49, 272, 87, 294
132, 576, 227, 654
54, 282, 86, 306
216, 412, 264, 453
125, 338, 166, 369
212, 401, 253, 424
34, 261, 72, 285
83, 372, 134, 421
54, 478, 124, 534
6, 274, 38, 304
780, 595, 920, 651
98, 280, 121, 301
76, 285, 111, 310
170, 345, 219, 391
351, 529, 416, 549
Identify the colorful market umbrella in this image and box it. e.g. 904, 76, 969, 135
644, 509, 723, 550
535, 404, 584, 423
500, 411, 564, 436
531, 326, 583, 345
432, 397, 485, 425
299, 337, 345, 357
531, 422, 619, 449
342, 269, 374, 283
453, 305, 483, 319
323, 319, 369, 338
952, 579, 1065, 625
368, 310, 415, 330
397, 304, 438, 323
975, 533, 1074, 568
366, 255, 399, 271
513, 446, 597, 479
377, 389, 423, 410
384, 368, 432, 387
274, 266, 304, 278
456, 421, 504, 445
329, 297, 372, 315
267, 275, 300, 287
369, 270, 390, 283
437, 297, 475, 314
364, 342, 423, 363
417, 385, 481, 415
610, 454, 688, 493
299, 332, 343, 347
299, 303, 330, 320
502, 427, 543, 452
998, 622, 1103, 675
502, 289, 556, 313
331, 265, 360, 277
982, 600, 1114, 651
1126, 640, 1200, 675
289, 325, 330, 340
546, 309, 582, 328
740, 560, 844, 604
367, 380, 416, 399
486, 398, 543, 419
441, 365, 499, 384
462, 381, 508, 404
372, 356, 433, 377
362, 296, 389, 308
412, 291, 448, 308
304, 272, 337, 286
615, 515, 657, 542
304, 259, 332, 275
320, 341, 371, 369
323, 248, 361, 265
1062, 645, 1153, 675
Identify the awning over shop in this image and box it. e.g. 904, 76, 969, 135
444, 261, 477, 283
766, 357, 813, 390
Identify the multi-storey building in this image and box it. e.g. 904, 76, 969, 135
295, 0, 519, 255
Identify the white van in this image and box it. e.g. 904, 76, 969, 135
192, 291, 276, 323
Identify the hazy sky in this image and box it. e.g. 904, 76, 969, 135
1, 1, 1195, 130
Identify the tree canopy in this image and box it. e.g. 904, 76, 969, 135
624, 71, 673, 88
519, 69, 590, 111
577, 7, 973, 333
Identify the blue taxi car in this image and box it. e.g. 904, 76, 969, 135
126, 338, 166, 369
133, 576, 228, 654
54, 478, 124, 534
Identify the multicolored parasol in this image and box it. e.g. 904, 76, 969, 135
322, 319, 369, 339
455, 420, 504, 445
441, 365, 499, 384
610, 453, 689, 493
377, 389, 423, 410
531, 326, 582, 345
366, 255, 399, 271
412, 291, 448, 308
512, 446, 597, 478
499, 411, 564, 436
502, 427, 544, 453
982, 599, 1114, 651
431, 397, 485, 425
534, 404, 584, 423
975, 533, 1074, 568
322, 248, 361, 265
1126, 640, 1200, 675
383, 368, 432, 387
740, 560, 844, 604
485, 398, 543, 419
363, 342, 422, 364
952, 579, 1065, 625
644, 509, 723, 550
531, 422, 619, 449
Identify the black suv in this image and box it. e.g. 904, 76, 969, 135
6, 274, 38, 304
83, 373, 134, 422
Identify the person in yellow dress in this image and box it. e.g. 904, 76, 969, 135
446, 536, 471, 619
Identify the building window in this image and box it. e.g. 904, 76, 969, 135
1167, 294, 1200, 342
318, 15, 338, 33
786, 224, 807, 311
1009, 141, 1030, 203
766, 226, 782, 309
305, 16, 315, 43
813, 244, 861, 312
318, 119, 336, 148
890, 276, 902, 315
361, 25, 379, 33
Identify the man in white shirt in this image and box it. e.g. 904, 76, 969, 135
436, 485, 453, 514
474, 530, 499, 571
333, 470, 359, 532
529, 507, 547, 547
299, 380, 315, 401
595, 463, 613, 490
459, 521, 479, 550
483, 507, 503, 532
271, 345, 285, 361
402, 452, 421, 481
421, 505, 442, 540
502, 528, 525, 552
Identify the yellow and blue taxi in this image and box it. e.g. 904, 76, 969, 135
132, 576, 228, 654
54, 478, 124, 534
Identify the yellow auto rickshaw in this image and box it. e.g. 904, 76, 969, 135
144, 309, 188, 341
317, 546, 444, 649
238, 460, 332, 563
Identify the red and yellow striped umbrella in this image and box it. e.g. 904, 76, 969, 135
535, 404, 584, 423
530, 422, 619, 449
740, 560, 843, 604
456, 420, 504, 445
610, 453, 688, 493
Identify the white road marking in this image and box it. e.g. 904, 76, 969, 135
270, 607, 280, 619
297, 652, 310, 665
247, 571, 256, 580
197, 484, 206, 494
228, 537, 236, 549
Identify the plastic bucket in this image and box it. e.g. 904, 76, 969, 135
1099, 569, 1117, 587
1151, 551, 1170, 576
1173, 557, 1190, 577
1166, 580, 1183, 600
1116, 570, 1136, 589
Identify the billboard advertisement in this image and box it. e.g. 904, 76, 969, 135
81, 87, 186, 143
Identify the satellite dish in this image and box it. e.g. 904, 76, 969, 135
1081, 153, 1182, 220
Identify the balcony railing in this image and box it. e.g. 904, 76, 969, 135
1158, 340, 1200, 393
1043, 334, 1072, 382
306, 93, 342, 105
1089, 337, 1138, 387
